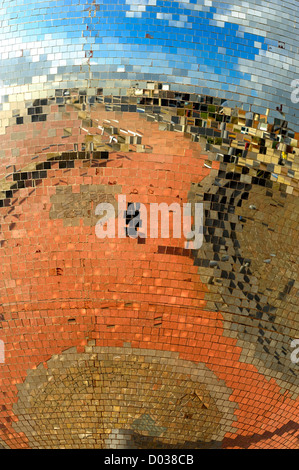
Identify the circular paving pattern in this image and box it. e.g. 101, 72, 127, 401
12, 346, 237, 449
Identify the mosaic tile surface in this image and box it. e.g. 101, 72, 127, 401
0, 0, 298, 450
0, 0, 298, 131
